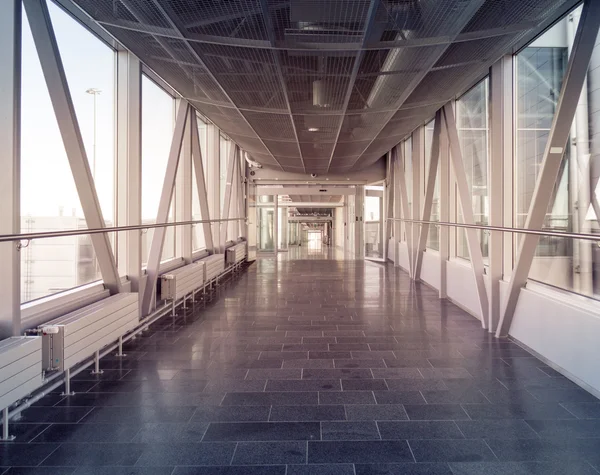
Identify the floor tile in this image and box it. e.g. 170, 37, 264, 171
135, 442, 236, 466
409, 439, 496, 463
448, 461, 599, 474
345, 405, 408, 421
286, 464, 354, 475
378, 421, 464, 439
456, 420, 539, 439
319, 392, 376, 405
232, 441, 307, 465
202, 422, 321, 441
269, 405, 346, 422
403, 404, 469, 421
321, 421, 381, 440
40, 443, 145, 466
355, 463, 453, 475
308, 441, 413, 464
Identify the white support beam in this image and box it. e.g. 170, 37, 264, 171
177, 107, 193, 263
443, 103, 489, 328
0, 0, 21, 338
24, 0, 121, 294
497, 0, 600, 337
438, 118, 449, 299
394, 145, 413, 277
116, 51, 142, 297
220, 143, 237, 251
207, 124, 220, 250
355, 186, 365, 259
257, 187, 356, 196
415, 111, 442, 280
190, 112, 214, 253
140, 102, 189, 316
488, 55, 511, 333
393, 149, 401, 267
385, 152, 394, 261
238, 156, 247, 240
411, 127, 423, 276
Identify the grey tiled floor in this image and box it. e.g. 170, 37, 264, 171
2, 255, 600, 474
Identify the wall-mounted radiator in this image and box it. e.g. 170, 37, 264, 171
0, 337, 42, 412
202, 254, 225, 282
39, 293, 139, 372
160, 262, 205, 302
226, 242, 247, 266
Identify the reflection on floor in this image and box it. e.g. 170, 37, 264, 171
1, 259, 600, 473
277, 244, 346, 260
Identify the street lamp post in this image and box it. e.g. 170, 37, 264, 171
85, 88, 101, 181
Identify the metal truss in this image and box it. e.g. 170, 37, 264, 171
393, 144, 413, 277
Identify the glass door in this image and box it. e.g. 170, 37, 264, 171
365, 187, 384, 261
257, 195, 275, 253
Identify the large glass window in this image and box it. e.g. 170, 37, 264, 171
424, 119, 440, 250
515, 5, 600, 297
141, 75, 175, 265
20, 3, 115, 302
456, 79, 489, 261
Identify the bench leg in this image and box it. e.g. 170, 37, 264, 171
115, 336, 127, 358
1, 408, 15, 441
91, 350, 103, 375
61, 368, 75, 396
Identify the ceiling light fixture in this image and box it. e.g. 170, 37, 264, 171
308, 127, 319, 132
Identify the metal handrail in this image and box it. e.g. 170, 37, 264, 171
0, 218, 246, 243
386, 218, 600, 242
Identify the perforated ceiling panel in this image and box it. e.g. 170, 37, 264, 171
73, 0, 579, 173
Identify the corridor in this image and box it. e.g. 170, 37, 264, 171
1, 260, 600, 474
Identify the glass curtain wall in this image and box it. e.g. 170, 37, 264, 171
456, 79, 490, 261
20, 3, 115, 302
516, 4, 600, 296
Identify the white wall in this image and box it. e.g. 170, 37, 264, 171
504, 281, 600, 395
410, 250, 600, 394
334, 207, 345, 251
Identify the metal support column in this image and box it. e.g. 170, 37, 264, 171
489, 55, 512, 333
385, 152, 394, 261
24, 0, 121, 294
140, 103, 189, 317
411, 127, 423, 276
116, 51, 142, 298
0, 0, 21, 339
443, 103, 489, 328
439, 120, 449, 299
207, 124, 220, 252
498, 0, 600, 337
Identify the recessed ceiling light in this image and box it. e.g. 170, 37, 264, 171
308, 127, 319, 132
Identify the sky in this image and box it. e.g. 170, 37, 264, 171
21, 2, 176, 223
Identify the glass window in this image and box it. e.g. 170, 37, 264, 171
424, 119, 440, 250
20, 4, 115, 302
515, 5, 600, 297
456, 79, 489, 261
141, 75, 175, 265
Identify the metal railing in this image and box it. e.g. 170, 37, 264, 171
0, 218, 246, 244
386, 218, 600, 243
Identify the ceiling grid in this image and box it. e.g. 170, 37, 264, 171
72, 0, 580, 173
